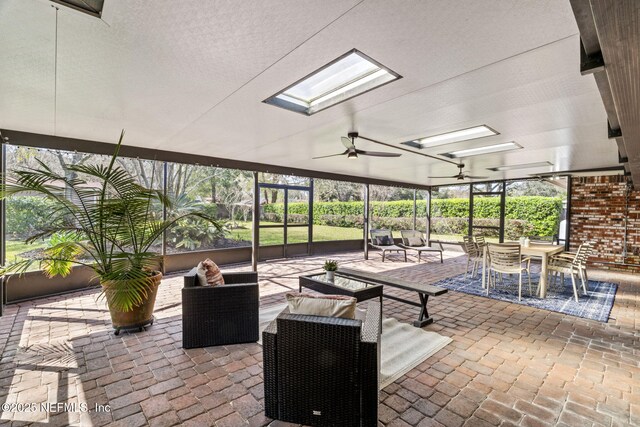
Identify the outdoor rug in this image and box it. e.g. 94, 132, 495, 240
379, 317, 452, 389
257, 304, 452, 388
432, 272, 617, 322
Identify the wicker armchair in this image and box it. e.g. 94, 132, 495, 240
182, 269, 259, 348
263, 301, 381, 427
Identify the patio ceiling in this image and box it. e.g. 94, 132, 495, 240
0, 0, 621, 186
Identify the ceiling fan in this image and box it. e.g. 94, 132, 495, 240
428, 163, 488, 181
313, 132, 402, 160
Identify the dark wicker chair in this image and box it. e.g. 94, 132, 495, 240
182, 268, 259, 349
263, 301, 381, 427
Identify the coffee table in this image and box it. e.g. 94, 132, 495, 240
299, 272, 383, 304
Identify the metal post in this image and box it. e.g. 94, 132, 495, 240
364, 184, 370, 260
308, 178, 314, 255
252, 172, 259, 271
565, 176, 572, 251
0, 142, 5, 314
426, 188, 432, 244
161, 161, 168, 274
468, 183, 474, 237
283, 188, 288, 258
499, 181, 506, 243
412, 189, 417, 230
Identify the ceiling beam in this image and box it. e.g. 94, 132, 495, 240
0, 129, 430, 191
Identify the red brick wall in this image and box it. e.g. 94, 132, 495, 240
569, 175, 640, 272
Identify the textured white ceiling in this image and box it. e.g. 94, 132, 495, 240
0, 0, 617, 186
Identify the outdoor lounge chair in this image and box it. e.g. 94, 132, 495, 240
399, 230, 444, 263
182, 268, 259, 348
369, 229, 407, 262
263, 300, 381, 427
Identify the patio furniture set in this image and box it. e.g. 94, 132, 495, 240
370, 229, 443, 262
463, 235, 595, 302
180, 248, 448, 426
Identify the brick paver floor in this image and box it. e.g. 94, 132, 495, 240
0, 249, 638, 426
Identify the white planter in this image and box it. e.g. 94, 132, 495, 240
325, 271, 335, 282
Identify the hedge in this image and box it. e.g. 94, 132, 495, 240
6, 197, 63, 239
262, 197, 562, 237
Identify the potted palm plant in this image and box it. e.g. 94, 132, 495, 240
0, 131, 222, 333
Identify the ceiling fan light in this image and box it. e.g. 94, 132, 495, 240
347, 151, 358, 159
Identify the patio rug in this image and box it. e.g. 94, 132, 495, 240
257, 304, 452, 388
432, 272, 617, 322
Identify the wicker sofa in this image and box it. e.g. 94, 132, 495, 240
182, 269, 259, 348
263, 300, 381, 427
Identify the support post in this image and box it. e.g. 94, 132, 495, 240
565, 176, 572, 251
499, 181, 506, 243
252, 172, 259, 271
308, 179, 314, 255
0, 142, 5, 314
364, 184, 370, 260
161, 161, 168, 274
468, 183, 474, 237
426, 188, 432, 244
412, 189, 417, 230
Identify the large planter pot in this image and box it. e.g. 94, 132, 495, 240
101, 271, 162, 334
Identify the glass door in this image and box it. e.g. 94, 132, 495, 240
258, 182, 312, 259
470, 182, 505, 243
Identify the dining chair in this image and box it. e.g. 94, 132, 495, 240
547, 243, 591, 301
474, 235, 487, 249
487, 243, 532, 301
553, 241, 594, 289
463, 239, 482, 279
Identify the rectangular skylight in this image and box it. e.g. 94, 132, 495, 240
51, 0, 104, 17
441, 142, 522, 158
488, 161, 553, 171
264, 49, 401, 115
402, 125, 498, 148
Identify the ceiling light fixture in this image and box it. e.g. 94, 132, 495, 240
264, 49, 401, 115
441, 142, 521, 158
487, 161, 553, 171
401, 125, 498, 149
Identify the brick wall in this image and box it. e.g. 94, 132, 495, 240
569, 175, 640, 272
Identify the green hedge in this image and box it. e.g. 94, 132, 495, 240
6, 197, 62, 239
262, 197, 562, 237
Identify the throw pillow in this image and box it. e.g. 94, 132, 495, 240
195, 262, 207, 286
200, 258, 225, 286
285, 292, 356, 319
376, 235, 392, 246
407, 236, 424, 247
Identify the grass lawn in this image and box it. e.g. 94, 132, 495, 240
5, 239, 48, 271
227, 222, 363, 246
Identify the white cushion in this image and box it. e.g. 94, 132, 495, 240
286, 293, 356, 319
406, 236, 424, 247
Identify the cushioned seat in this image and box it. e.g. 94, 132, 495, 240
263, 300, 381, 427
182, 269, 259, 348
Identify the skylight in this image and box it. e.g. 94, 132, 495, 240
51, 0, 104, 17
441, 142, 522, 158
264, 49, 401, 115
488, 161, 553, 171
401, 125, 498, 148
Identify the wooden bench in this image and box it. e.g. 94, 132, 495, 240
338, 267, 448, 327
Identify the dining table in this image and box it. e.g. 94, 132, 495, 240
481, 242, 565, 298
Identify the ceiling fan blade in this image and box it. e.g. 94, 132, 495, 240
341, 136, 355, 149
356, 149, 401, 157
312, 150, 348, 160
427, 175, 459, 179
463, 174, 489, 179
